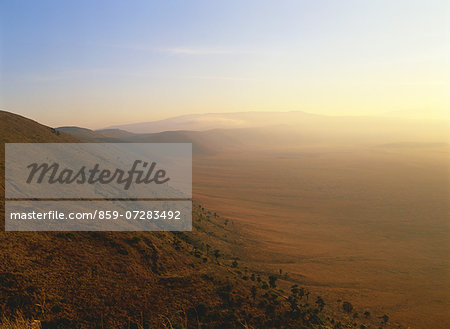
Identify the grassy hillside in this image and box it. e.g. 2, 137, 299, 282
1, 111, 398, 328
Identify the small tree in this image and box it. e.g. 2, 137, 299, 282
299, 287, 305, 300
342, 301, 353, 313
315, 296, 325, 311
251, 286, 257, 300
268, 275, 277, 289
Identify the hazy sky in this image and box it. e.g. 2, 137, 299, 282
1, 0, 448, 128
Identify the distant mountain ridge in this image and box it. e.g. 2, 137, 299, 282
60, 110, 449, 155
56, 125, 291, 155
104, 111, 317, 133
56, 126, 134, 141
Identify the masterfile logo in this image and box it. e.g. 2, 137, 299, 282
26, 160, 170, 190
6, 143, 192, 199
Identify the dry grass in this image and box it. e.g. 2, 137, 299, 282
0, 313, 40, 329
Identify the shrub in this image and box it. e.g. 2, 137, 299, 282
342, 301, 353, 313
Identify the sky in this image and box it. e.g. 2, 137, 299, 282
0, 0, 449, 129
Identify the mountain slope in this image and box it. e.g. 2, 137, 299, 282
0, 110, 373, 329
0, 111, 79, 218
1, 111, 78, 143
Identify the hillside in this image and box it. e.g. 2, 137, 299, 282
1, 110, 403, 328
0, 111, 78, 144
0, 111, 79, 219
